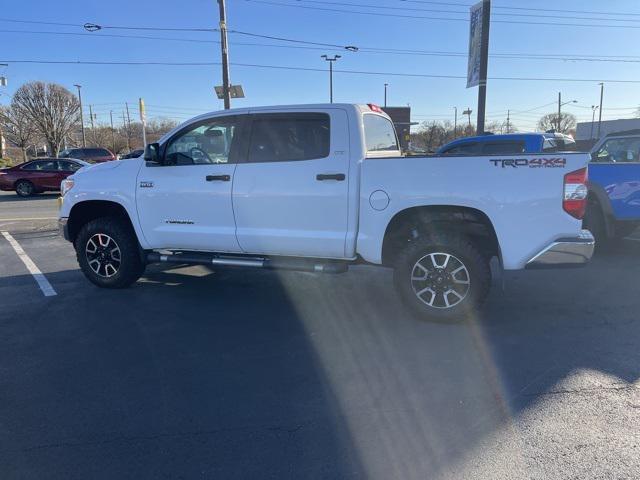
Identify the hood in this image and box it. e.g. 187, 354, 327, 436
74, 159, 124, 177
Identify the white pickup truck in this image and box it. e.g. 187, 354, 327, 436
58, 103, 594, 321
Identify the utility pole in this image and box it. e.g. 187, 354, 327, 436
122, 110, 130, 151
89, 105, 95, 145
506, 110, 510, 133
384, 83, 389, 107
321, 55, 341, 103
125, 102, 132, 150
556, 94, 577, 134
218, 0, 231, 109
463, 108, 473, 128
110, 110, 116, 153
590, 105, 599, 140
597, 82, 604, 139
476, 0, 491, 134
74, 84, 86, 147
453, 107, 458, 137
557, 92, 562, 131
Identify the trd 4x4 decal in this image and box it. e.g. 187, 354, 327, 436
490, 158, 567, 169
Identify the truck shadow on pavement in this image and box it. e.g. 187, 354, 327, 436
2, 239, 640, 478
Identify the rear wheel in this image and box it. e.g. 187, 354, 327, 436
75, 217, 145, 288
393, 232, 491, 323
583, 200, 608, 246
613, 221, 638, 239
15, 180, 34, 197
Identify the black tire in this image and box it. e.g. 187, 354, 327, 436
75, 216, 145, 288
15, 180, 34, 197
583, 201, 608, 247
613, 222, 638, 239
393, 232, 491, 323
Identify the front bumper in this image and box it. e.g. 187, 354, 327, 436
59, 217, 70, 241
525, 230, 595, 269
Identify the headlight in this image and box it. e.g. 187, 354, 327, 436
61, 178, 75, 196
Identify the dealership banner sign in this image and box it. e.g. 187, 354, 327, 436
467, 1, 484, 88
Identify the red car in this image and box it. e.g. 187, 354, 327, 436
59, 147, 116, 163
0, 158, 89, 197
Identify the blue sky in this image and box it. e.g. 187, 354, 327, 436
1, 0, 640, 132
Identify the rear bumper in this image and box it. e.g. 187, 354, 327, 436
525, 230, 595, 269
58, 217, 70, 241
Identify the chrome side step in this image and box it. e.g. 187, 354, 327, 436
146, 252, 349, 274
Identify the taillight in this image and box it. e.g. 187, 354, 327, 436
563, 167, 588, 219
368, 103, 384, 113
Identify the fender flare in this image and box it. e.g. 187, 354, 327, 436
586, 181, 615, 237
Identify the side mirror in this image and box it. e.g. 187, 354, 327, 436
144, 143, 162, 164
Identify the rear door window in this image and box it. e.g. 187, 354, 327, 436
22, 160, 57, 171
482, 142, 526, 154
442, 142, 481, 155
247, 113, 330, 163
58, 161, 82, 172
363, 114, 399, 154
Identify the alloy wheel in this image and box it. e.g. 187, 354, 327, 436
410, 252, 471, 309
85, 233, 122, 278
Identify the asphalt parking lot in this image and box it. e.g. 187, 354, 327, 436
1, 191, 640, 479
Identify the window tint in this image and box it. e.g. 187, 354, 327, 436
442, 142, 481, 155
22, 160, 57, 171
248, 113, 330, 163
544, 137, 577, 152
165, 117, 240, 165
363, 114, 398, 153
482, 142, 526, 154
58, 161, 82, 172
594, 137, 640, 163
85, 148, 111, 156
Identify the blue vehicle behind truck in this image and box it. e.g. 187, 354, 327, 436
437, 131, 640, 243
584, 130, 640, 243
436, 132, 577, 155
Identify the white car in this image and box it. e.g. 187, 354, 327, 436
58, 104, 594, 321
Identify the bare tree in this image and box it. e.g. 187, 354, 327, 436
0, 105, 36, 162
537, 112, 576, 134
12, 81, 80, 157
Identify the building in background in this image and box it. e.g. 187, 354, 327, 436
382, 107, 414, 151
576, 118, 640, 141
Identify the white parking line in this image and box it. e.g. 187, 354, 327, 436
0, 217, 58, 222
1, 231, 57, 297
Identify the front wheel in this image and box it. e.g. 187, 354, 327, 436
15, 180, 34, 197
75, 217, 145, 288
393, 233, 491, 322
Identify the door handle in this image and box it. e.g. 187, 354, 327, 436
206, 174, 231, 182
316, 173, 346, 181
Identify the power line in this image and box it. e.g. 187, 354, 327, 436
246, 0, 640, 29
3, 58, 640, 83
401, 0, 640, 17
292, 0, 640, 23
4, 28, 640, 64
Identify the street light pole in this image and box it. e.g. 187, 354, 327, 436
74, 84, 86, 147
384, 83, 388, 107
217, 0, 231, 109
321, 55, 341, 103
597, 82, 604, 139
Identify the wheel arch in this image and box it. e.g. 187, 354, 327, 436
67, 200, 136, 244
381, 205, 502, 267
586, 182, 615, 238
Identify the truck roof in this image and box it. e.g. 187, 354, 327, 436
179, 103, 389, 118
